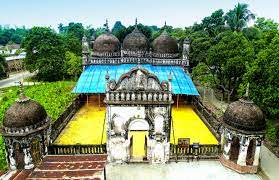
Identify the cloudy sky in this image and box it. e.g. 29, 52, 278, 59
1, 0, 278, 28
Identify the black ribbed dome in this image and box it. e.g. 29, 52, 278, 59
93, 32, 120, 53
123, 27, 148, 51
152, 30, 178, 54
223, 99, 265, 132
3, 96, 47, 128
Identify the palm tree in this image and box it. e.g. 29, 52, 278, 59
225, 3, 255, 32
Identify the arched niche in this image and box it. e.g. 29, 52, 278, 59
246, 139, 256, 165
229, 136, 240, 163
14, 142, 25, 169
128, 119, 149, 131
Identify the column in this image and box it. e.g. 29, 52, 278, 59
253, 139, 262, 166
237, 137, 249, 166
8, 147, 16, 170
23, 147, 34, 169
223, 131, 232, 159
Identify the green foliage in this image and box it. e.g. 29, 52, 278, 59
225, 3, 255, 32
192, 62, 214, 88
207, 31, 254, 99
0, 26, 28, 45
189, 32, 212, 67
112, 21, 125, 34
64, 51, 82, 79
62, 33, 82, 56
0, 82, 77, 171
242, 35, 279, 120
58, 22, 84, 41
22, 27, 67, 81
255, 17, 279, 31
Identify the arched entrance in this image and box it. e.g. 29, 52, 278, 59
128, 119, 149, 160
246, 139, 256, 165
229, 136, 240, 163
14, 142, 25, 169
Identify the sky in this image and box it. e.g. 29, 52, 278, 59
0, 0, 279, 29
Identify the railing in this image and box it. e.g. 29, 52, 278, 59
192, 97, 221, 139
84, 57, 187, 66
170, 144, 221, 161
50, 96, 83, 141
48, 144, 107, 155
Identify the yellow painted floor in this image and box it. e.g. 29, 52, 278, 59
55, 96, 217, 145
170, 105, 218, 145
54, 98, 106, 145
129, 131, 148, 157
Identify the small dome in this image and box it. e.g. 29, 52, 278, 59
123, 27, 148, 51
223, 99, 265, 132
3, 96, 47, 128
93, 32, 120, 53
152, 30, 178, 54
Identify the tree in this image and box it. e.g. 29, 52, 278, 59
207, 31, 254, 101
242, 27, 261, 41
0, 54, 8, 79
192, 62, 214, 88
255, 17, 279, 31
112, 21, 125, 34
58, 22, 84, 41
64, 51, 82, 79
201, 9, 225, 37
225, 3, 255, 32
61, 33, 82, 56
22, 27, 66, 81
241, 35, 279, 142
189, 31, 212, 67
242, 35, 279, 120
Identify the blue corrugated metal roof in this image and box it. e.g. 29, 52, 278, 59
73, 64, 199, 95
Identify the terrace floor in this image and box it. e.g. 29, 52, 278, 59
106, 161, 261, 180
54, 95, 217, 145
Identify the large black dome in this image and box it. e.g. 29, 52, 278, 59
123, 27, 148, 51
93, 32, 120, 53
3, 96, 48, 128
223, 99, 265, 132
152, 30, 178, 54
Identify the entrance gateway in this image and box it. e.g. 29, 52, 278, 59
105, 67, 173, 164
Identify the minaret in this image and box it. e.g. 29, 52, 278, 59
82, 35, 89, 70
182, 38, 190, 67
90, 33, 95, 50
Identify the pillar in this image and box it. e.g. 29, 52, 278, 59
223, 131, 232, 159
237, 137, 249, 166
8, 147, 16, 170
253, 139, 262, 166
23, 147, 34, 169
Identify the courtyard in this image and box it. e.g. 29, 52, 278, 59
54, 95, 218, 146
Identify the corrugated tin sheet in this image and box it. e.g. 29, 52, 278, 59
73, 64, 199, 95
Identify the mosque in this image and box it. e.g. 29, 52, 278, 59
0, 20, 266, 179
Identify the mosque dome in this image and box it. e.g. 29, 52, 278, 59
152, 30, 178, 54
123, 26, 148, 52
223, 99, 265, 132
3, 96, 48, 128
93, 32, 120, 53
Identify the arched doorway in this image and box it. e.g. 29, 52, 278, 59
128, 119, 149, 160
31, 138, 42, 166
14, 142, 25, 169
229, 136, 240, 163
246, 139, 256, 165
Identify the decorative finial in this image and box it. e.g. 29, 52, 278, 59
105, 70, 110, 80
104, 19, 109, 32
16, 81, 30, 102
168, 72, 172, 81
164, 21, 167, 27
135, 18, 138, 26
